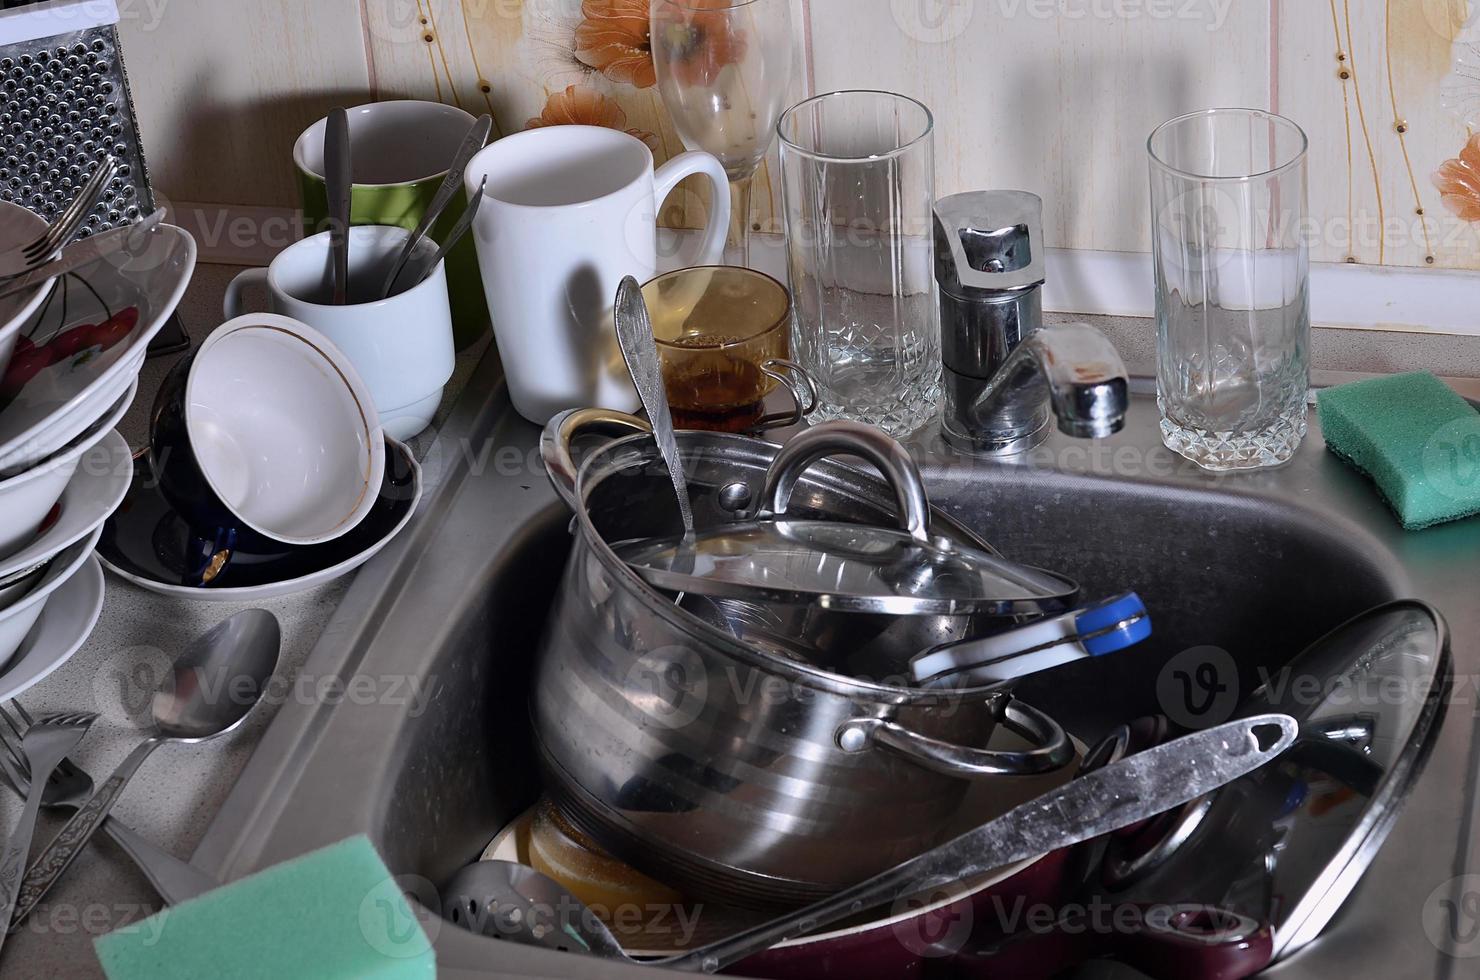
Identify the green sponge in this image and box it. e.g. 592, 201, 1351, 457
94, 835, 434, 980
1318, 372, 1480, 530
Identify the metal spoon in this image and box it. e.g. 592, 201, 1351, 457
7, 610, 282, 930
443, 713, 1297, 972
325, 108, 352, 305
614, 275, 693, 537
381, 113, 493, 299
405, 175, 485, 293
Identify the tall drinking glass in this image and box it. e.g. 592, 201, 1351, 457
778, 91, 940, 438
1148, 108, 1311, 471
651, 0, 795, 268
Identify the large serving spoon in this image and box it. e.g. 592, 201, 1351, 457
614, 275, 694, 537
7, 610, 281, 931
443, 713, 1297, 973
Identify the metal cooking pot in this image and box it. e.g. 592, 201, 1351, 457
532, 409, 1076, 908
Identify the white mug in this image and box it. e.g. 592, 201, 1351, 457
223, 226, 456, 440
463, 126, 730, 424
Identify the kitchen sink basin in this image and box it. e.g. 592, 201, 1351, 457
193, 353, 1480, 980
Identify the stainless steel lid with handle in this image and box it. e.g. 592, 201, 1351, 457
612, 421, 1079, 616
616, 521, 1076, 615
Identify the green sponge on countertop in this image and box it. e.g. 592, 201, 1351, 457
94, 835, 434, 980
1318, 371, 1480, 530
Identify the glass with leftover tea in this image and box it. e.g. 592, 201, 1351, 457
642, 266, 814, 433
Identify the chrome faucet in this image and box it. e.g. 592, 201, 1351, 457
934, 191, 1130, 455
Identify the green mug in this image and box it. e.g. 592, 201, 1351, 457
294, 100, 491, 350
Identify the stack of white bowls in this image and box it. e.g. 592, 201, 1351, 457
0, 202, 197, 692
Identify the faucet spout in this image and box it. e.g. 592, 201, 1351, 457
947, 322, 1130, 455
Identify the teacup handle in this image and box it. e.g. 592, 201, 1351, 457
652, 152, 732, 266
222, 267, 270, 321
751, 359, 820, 432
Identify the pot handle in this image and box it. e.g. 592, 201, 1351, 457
541, 408, 652, 509
837, 696, 1075, 777
761, 421, 932, 544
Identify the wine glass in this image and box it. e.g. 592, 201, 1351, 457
650, 0, 795, 269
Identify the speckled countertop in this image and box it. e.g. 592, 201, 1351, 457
0, 263, 493, 978
4, 259, 1479, 978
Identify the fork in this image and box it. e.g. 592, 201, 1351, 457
0, 157, 117, 279
0, 703, 217, 914
0, 711, 94, 958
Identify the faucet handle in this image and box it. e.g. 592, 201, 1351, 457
933, 191, 1047, 296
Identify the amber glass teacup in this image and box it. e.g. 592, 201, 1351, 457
641, 266, 813, 433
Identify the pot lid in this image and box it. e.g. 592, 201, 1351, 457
613, 519, 1079, 615
1098, 600, 1449, 963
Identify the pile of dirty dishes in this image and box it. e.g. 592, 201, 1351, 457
0, 203, 196, 694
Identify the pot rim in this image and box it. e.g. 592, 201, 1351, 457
570, 429, 1021, 701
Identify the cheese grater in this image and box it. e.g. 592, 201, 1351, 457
0, 0, 186, 353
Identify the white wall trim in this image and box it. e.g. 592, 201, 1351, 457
1046, 248, 1480, 337
0, 0, 117, 46
173, 203, 1480, 337
166, 202, 302, 269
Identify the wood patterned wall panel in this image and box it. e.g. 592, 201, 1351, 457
116, 0, 371, 207
1276, 0, 1480, 271
364, 0, 809, 232
804, 0, 1272, 254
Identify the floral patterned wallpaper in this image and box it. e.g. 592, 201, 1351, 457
125, 0, 1480, 275
363, 0, 800, 234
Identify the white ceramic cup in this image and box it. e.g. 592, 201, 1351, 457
154, 313, 386, 551
463, 126, 731, 424
223, 226, 455, 440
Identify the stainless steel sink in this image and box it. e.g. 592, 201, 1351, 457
192, 352, 1480, 980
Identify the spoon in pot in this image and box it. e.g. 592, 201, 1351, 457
443, 713, 1297, 972
615, 275, 694, 538
7, 609, 282, 931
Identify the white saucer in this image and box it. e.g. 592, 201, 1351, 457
0, 223, 196, 471
0, 429, 133, 581
0, 554, 104, 701
98, 438, 423, 602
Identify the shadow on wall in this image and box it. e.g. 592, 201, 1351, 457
170, 68, 371, 209
1009, 52, 1201, 254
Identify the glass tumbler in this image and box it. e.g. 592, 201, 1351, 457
778, 91, 940, 438
1148, 109, 1311, 471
